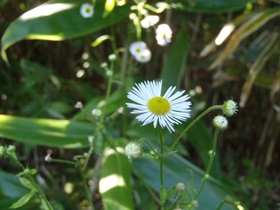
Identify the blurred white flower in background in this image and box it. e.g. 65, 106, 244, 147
129, 41, 151, 63
141, 15, 160, 28
80, 3, 94, 18
156, 24, 172, 46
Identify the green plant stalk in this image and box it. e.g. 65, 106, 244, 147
79, 167, 95, 210
217, 200, 241, 210
139, 138, 160, 157
164, 105, 223, 157
50, 159, 76, 166
194, 128, 220, 200
158, 127, 166, 210
82, 146, 94, 171
7, 154, 54, 210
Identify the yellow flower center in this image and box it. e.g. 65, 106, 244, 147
147, 96, 171, 115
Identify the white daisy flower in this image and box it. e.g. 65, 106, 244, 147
156, 24, 172, 46
126, 80, 192, 133
141, 15, 160, 28
129, 41, 151, 63
129, 41, 147, 57
134, 48, 151, 63
80, 3, 94, 18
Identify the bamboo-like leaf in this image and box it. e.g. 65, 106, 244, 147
0, 114, 94, 148
176, 0, 256, 13
1, 0, 130, 62
99, 139, 134, 210
240, 32, 280, 107
9, 190, 35, 209
209, 8, 280, 69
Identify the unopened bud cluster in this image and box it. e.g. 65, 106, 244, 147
213, 100, 238, 130
125, 142, 142, 160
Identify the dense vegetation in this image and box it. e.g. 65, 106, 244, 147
0, 0, 279, 209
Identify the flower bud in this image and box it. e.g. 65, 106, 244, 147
0, 146, 6, 157
213, 115, 228, 130
125, 142, 142, 159
91, 108, 102, 118
100, 62, 108, 69
222, 100, 238, 117
176, 182, 185, 191
108, 54, 117, 62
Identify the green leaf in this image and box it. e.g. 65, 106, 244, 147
99, 139, 134, 210
176, 0, 256, 13
9, 190, 35, 209
160, 27, 189, 90
18, 177, 37, 192
0, 114, 94, 148
134, 154, 241, 210
91, 35, 112, 47
1, 0, 130, 61
210, 8, 280, 69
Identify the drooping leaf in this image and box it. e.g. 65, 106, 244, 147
99, 139, 134, 210
240, 32, 280, 107
209, 8, 280, 69
134, 153, 241, 210
176, 0, 256, 13
1, 0, 130, 62
0, 114, 94, 148
9, 191, 35, 209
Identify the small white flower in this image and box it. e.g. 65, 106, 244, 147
141, 15, 160, 28
126, 80, 192, 133
129, 41, 147, 57
156, 24, 172, 46
129, 41, 151, 63
134, 48, 151, 63
80, 3, 94, 18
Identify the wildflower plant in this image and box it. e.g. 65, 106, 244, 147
0, 0, 250, 210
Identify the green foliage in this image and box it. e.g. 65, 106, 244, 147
0, 0, 279, 209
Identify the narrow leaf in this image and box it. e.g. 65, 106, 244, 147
18, 177, 37, 192
99, 139, 134, 210
210, 8, 280, 69
0, 114, 94, 148
9, 191, 35, 209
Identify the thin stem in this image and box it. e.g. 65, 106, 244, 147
194, 128, 220, 200
50, 159, 76, 166
82, 146, 94, 171
164, 105, 223, 158
8, 155, 53, 210
158, 128, 164, 187
79, 167, 95, 210
139, 138, 160, 157
217, 200, 240, 210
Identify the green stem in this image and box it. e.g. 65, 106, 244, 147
139, 138, 160, 157
158, 128, 164, 187
194, 128, 220, 200
8, 155, 53, 210
82, 146, 94, 171
164, 105, 223, 158
79, 167, 95, 210
50, 159, 76, 166
217, 200, 241, 210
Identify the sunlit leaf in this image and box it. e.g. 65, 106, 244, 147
0, 114, 94, 148
103, 0, 115, 17
9, 191, 35, 209
91, 35, 112, 47
209, 8, 280, 69
1, 0, 130, 62
100, 139, 134, 210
